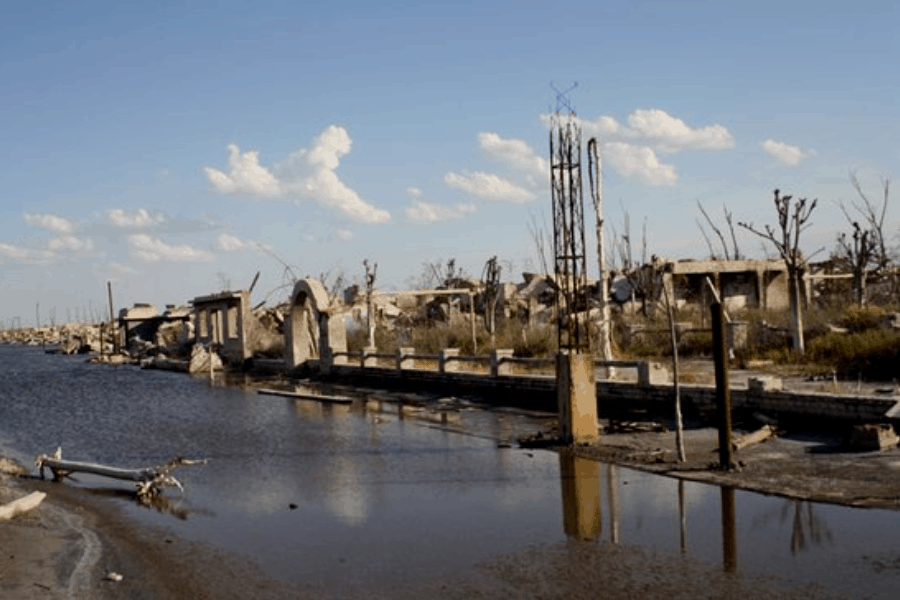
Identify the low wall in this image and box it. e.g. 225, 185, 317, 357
297, 358, 900, 427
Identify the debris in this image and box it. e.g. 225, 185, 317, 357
35, 448, 206, 498
104, 572, 124, 582
0, 491, 46, 522
733, 424, 777, 451
257, 388, 353, 404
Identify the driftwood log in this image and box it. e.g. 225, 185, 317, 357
35, 448, 206, 498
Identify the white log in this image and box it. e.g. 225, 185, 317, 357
0, 491, 46, 521
35, 449, 206, 497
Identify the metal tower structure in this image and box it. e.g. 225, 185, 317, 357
550, 111, 589, 352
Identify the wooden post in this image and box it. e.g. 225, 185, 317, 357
711, 301, 734, 469
469, 292, 476, 353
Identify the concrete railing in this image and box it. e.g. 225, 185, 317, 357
330, 348, 662, 384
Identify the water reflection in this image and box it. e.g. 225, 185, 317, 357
559, 453, 602, 541
784, 500, 833, 555
721, 486, 737, 572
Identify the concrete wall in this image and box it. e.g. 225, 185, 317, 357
193, 290, 251, 364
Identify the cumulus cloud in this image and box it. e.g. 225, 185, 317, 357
128, 234, 214, 263
444, 171, 534, 203
48, 236, 94, 253
761, 139, 809, 167
23, 212, 76, 234
551, 109, 734, 152
604, 143, 678, 186
0, 242, 55, 264
478, 132, 549, 181
540, 108, 733, 186
205, 126, 391, 225
102, 208, 168, 229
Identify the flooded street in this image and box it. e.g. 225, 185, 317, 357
3, 344, 900, 598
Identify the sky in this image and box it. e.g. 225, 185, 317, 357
1, 0, 897, 325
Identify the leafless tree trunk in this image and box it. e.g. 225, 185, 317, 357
836, 222, 873, 307
588, 138, 614, 372
364, 259, 377, 348
739, 189, 818, 353
844, 170, 893, 297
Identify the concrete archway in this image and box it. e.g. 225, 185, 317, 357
285, 279, 347, 369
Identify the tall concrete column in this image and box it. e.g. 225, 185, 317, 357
557, 351, 598, 445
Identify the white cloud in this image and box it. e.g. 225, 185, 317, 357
102, 208, 167, 229
205, 126, 391, 225
0, 242, 55, 264
622, 109, 734, 151
541, 108, 733, 185
605, 142, 678, 186
128, 234, 214, 263
48, 235, 93, 253
405, 200, 477, 224
761, 139, 809, 167
478, 132, 549, 181
559, 109, 734, 152
23, 212, 76, 234
213, 233, 269, 253
204, 144, 281, 197
336, 228, 354, 241
444, 171, 535, 203
406, 186, 423, 200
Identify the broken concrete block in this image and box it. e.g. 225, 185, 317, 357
749, 376, 783, 393
848, 424, 900, 451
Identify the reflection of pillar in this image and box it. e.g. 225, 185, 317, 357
678, 479, 687, 554
606, 463, 619, 544
720, 486, 737, 572
560, 454, 602, 541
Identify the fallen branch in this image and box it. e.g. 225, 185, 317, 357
35, 448, 206, 498
0, 491, 46, 521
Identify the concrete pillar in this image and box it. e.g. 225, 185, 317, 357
361, 346, 378, 368
490, 349, 514, 378
439, 348, 459, 373
557, 352, 598, 445
397, 346, 415, 370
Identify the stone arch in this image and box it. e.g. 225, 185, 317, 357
284, 279, 346, 369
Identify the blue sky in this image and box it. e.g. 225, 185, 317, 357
1, 0, 897, 324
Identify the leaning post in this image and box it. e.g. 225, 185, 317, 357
711, 301, 734, 469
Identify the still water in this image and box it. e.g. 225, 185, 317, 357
2, 344, 900, 597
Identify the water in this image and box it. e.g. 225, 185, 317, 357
2, 344, 900, 597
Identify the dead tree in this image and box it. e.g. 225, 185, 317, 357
836, 222, 874, 308
740, 189, 818, 353
843, 170, 894, 299
697, 202, 743, 260
480, 256, 501, 336
588, 138, 615, 370
527, 211, 551, 275
363, 259, 377, 348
